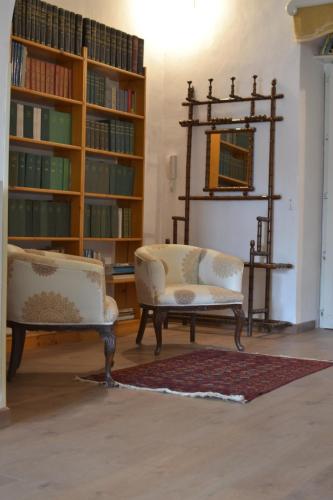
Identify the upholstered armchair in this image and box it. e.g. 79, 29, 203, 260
134, 244, 245, 354
7, 244, 118, 386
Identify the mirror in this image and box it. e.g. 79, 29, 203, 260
205, 128, 255, 192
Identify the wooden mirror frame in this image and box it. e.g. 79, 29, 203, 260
204, 127, 255, 192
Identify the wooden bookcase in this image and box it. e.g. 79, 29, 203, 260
8, 35, 145, 335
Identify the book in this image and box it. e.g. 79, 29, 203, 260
8, 151, 19, 187
23, 104, 34, 138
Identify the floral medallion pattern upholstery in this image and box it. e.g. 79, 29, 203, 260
135, 244, 244, 307
7, 245, 118, 325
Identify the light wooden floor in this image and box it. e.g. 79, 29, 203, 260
2, 323, 333, 500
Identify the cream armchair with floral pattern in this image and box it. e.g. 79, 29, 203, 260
7, 244, 118, 386
134, 244, 245, 354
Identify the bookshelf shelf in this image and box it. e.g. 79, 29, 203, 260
9, 136, 81, 151
11, 86, 83, 107
11, 35, 84, 62
85, 192, 143, 201
86, 103, 144, 121
8, 237, 80, 241
85, 147, 144, 161
87, 58, 145, 81
106, 276, 135, 284
9, 15, 145, 334
9, 187, 81, 196
84, 237, 142, 242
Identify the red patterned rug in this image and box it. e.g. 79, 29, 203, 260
77, 349, 333, 403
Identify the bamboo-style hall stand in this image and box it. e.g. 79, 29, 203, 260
172, 76, 292, 335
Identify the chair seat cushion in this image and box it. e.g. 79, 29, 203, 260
104, 296, 119, 324
157, 284, 243, 307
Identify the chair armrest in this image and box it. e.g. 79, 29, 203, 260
198, 248, 244, 292
135, 248, 166, 305
7, 251, 109, 325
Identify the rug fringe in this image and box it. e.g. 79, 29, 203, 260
74, 376, 246, 403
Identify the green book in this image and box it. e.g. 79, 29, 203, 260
111, 204, 119, 237
49, 110, 72, 144
55, 202, 64, 236
50, 157, 58, 189
55, 157, 64, 190
8, 199, 17, 237
34, 154, 42, 188
17, 199, 26, 236
23, 104, 34, 138
100, 206, 108, 237
25, 200, 33, 236
91, 205, 101, 237
63, 158, 71, 190
47, 201, 56, 236
84, 204, 91, 237
17, 153, 26, 186
8, 151, 19, 186
90, 161, 98, 193
109, 164, 116, 194
41, 108, 50, 141
41, 156, 51, 189
10, 102, 17, 136
40, 201, 49, 236
85, 159, 92, 192
105, 204, 111, 237
24, 153, 35, 187
32, 200, 41, 236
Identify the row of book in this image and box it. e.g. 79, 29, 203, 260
8, 199, 71, 237
12, 0, 83, 55
87, 70, 136, 113
12, 41, 72, 98
320, 33, 333, 55
84, 204, 132, 238
9, 151, 71, 191
12, 0, 144, 74
85, 159, 135, 196
220, 151, 247, 182
86, 119, 134, 154
10, 102, 72, 145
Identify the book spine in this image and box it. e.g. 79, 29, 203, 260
25, 153, 35, 187
23, 104, 34, 138
105, 27, 111, 65
41, 155, 51, 188
138, 38, 144, 75
40, 60, 46, 93
100, 24, 106, 63
25, 0, 32, 40
132, 36, 138, 73
17, 103, 24, 137
8, 151, 19, 187
70, 12, 76, 54
18, 152, 26, 185
21, 0, 27, 39
75, 15, 83, 56
35, 0, 41, 43
12, 0, 21, 37
64, 10, 71, 53
127, 35, 133, 72
33, 106, 41, 140
58, 8, 65, 51
95, 22, 100, 62
40, 1, 47, 45
34, 154, 42, 188
52, 5, 59, 49
46, 3, 53, 46
32, 200, 41, 236
10, 102, 17, 136
30, 0, 36, 42
91, 20, 97, 60
110, 28, 116, 67
83, 18, 91, 58
121, 32, 127, 70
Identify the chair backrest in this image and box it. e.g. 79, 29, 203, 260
135, 244, 203, 285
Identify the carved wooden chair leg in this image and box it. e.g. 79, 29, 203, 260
136, 306, 149, 345
7, 324, 26, 382
153, 309, 165, 356
232, 305, 245, 352
163, 313, 169, 329
98, 325, 116, 388
190, 314, 196, 342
